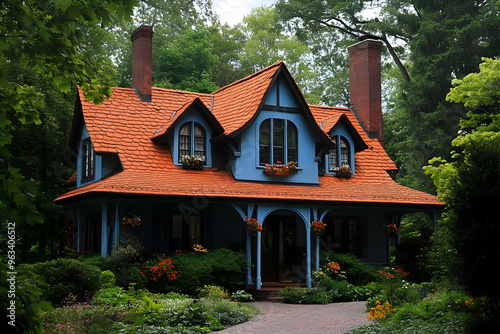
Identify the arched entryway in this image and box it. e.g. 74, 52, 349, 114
261, 210, 307, 283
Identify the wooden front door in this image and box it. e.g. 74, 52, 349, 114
261, 215, 298, 282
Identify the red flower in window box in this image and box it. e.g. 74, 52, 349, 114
333, 165, 352, 178
264, 161, 298, 175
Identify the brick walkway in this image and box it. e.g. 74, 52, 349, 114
217, 301, 370, 334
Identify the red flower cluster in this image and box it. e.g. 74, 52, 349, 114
244, 217, 262, 232
377, 267, 410, 280
121, 214, 142, 228
140, 256, 180, 281
382, 223, 398, 237
311, 220, 326, 236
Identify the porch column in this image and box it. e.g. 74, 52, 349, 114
74, 208, 82, 252
433, 210, 439, 230
100, 202, 108, 257
246, 230, 252, 288
306, 229, 311, 288
256, 231, 262, 289
113, 201, 120, 249
315, 236, 320, 271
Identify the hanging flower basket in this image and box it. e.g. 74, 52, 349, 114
382, 223, 398, 238
181, 155, 205, 169
333, 165, 352, 178
122, 214, 142, 228
311, 220, 327, 236
244, 217, 262, 233
264, 161, 298, 176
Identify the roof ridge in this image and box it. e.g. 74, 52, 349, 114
212, 61, 284, 95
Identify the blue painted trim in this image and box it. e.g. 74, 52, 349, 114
171, 111, 213, 168
100, 202, 108, 257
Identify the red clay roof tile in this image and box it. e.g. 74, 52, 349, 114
56, 63, 442, 209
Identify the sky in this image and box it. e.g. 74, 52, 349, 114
212, 0, 276, 26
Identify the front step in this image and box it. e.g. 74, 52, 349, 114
250, 282, 306, 301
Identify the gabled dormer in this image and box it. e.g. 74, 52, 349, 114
321, 114, 367, 176
152, 98, 223, 169
212, 63, 333, 184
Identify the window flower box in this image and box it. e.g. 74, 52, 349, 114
264, 161, 298, 176
180, 155, 205, 169
333, 165, 352, 178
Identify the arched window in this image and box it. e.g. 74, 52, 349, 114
328, 135, 351, 172
178, 122, 206, 164
259, 118, 298, 166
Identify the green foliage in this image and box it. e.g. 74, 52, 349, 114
281, 271, 372, 304
321, 252, 379, 285
18, 258, 102, 305
231, 290, 254, 302
78, 254, 112, 270
167, 248, 248, 294
353, 290, 473, 334
198, 285, 229, 299
200, 298, 256, 326
40, 303, 125, 334
100, 270, 116, 289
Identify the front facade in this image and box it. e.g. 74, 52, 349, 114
55, 26, 443, 289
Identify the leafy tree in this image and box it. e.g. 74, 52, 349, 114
239, 6, 319, 103
0, 0, 137, 258
277, 0, 500, 194
425, 58, 500, 315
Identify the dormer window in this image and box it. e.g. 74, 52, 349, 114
259, 118, 298, 166
328, 136, 351, 172
82, 138, 95, 181
179, 122, 206, 164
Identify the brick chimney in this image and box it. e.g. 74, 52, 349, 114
348, 38, 383, 146
131, 25, 154, 102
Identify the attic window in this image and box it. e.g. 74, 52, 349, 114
178, 122, 206, 164
328, 136, 351, 172
81, 138, 95, 182
259, 118, 298, 166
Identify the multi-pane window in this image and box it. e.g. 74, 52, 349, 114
82, 138, 95, 181
179, 124, 191, 157
328, 136, 351, 172
259, 118, 298, 165
178, 122, 206, 163
171, 214, 202, 251
322, 216, 361, 256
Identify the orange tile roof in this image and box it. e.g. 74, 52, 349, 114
56, 63, 442, 209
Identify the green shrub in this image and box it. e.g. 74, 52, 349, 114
78, 254, 112, 270
280, 287, 306, 303
303, 288, 330, 304
113, 264, 147, 289
201, 298, 255, 326
231, 290, 254, 302
107, 244, 141, 267
18, 258, 102, 305
100, 270, 116, 288
40, 303, 125, 333
321, 252, 378, 285
166, 248, 248, 294
198, 285, 229, 299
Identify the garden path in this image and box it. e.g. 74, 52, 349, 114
217, 301, 370, 334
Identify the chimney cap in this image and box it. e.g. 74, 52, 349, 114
131, 25, 154, 41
